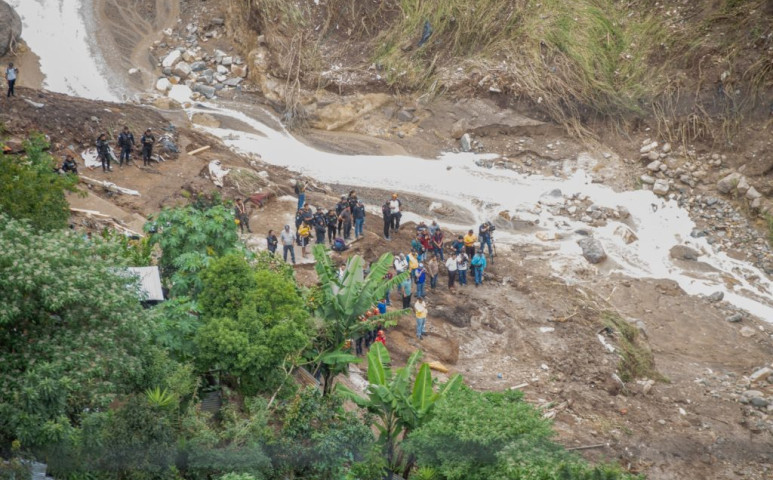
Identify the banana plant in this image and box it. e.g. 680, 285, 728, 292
339, 343, 463, 479
310, 244, 409, 395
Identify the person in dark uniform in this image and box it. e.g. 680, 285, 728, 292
96, 133, 111, 172
117, 126, 135, 166
140, 128, 155, 166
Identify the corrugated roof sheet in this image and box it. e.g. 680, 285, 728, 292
126, 267, 164, 302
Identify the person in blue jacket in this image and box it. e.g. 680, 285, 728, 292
471, 249, 488, 286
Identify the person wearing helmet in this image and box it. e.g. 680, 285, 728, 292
388, 193, 402, 232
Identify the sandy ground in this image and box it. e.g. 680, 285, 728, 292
0, 40, 44, 90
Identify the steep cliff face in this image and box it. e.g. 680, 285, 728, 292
0, 0, 22, 57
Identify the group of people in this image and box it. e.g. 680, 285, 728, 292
262, 182, 370, 265
95, 127, 157, 172
259, 184, 498, 346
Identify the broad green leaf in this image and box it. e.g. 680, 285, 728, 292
411, 363, 433, 412
367, 343, 389, 385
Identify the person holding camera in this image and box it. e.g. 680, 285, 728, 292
479, 221, 495, 258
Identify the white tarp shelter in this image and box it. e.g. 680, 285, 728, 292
126, 267, 164, 302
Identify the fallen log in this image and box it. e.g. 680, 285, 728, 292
79, 176, 140, 196
188, 145, 211, 156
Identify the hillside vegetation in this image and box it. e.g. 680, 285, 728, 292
238, 0, 773, 141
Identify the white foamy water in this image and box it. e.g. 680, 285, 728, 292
8, 0, 119, 101
16, 0, 772, 321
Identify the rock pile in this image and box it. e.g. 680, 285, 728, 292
696, 363, 773, 434
149, 18, 247, 104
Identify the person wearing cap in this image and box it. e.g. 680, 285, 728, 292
280, 224, 296, 264
117, 126, 135, 166
388, 194, 402, 232
414, 298, 428, 340
471, 249, 488, 286
313, 207, 327, 244
96, 133, 111, 172
5, 63, 18, 97
140, 128, 156, 166
353, 201, 366, 239
414, 262, 427, 299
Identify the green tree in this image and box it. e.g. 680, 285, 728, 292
339, 343, 462, 478
0, 215, 179, 451
269, 387, 377, 479
404, 386, 641, 480
310, 244, 408, 395
195, 255, 312, 394
144, 204, 241, 297
0, 135, 78, 231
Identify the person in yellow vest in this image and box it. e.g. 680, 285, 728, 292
463, 229, 477, 258
298, 221, 312, 258
406, 251, 419, 281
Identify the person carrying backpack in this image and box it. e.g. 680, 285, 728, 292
471, 249, 488, 286
313, 207, 327, 244
479, 221, 494, 258
140, 128, 155, 166
353, 201, 366, 239
96, 133, 111, 172
117, 126, 135, 166
414, 263, 427, 299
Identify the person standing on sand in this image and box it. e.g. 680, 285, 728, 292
5, 63, 18, 97
96, 133, 111, 172
117, 126, 135, 166
294, 179, 307, 211
140, 128, 155, 166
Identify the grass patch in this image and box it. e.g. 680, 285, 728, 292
371, 0, 667, 134
603, 312, 666, 383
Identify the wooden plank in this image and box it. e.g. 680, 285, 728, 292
188, 145, 211, 156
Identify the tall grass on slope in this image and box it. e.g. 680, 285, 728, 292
374, 0, 667, 135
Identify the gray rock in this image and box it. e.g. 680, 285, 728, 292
750, 397, 769, 408
190, 61, 207, 72
193, 83, 216, 99
745, 186, 761, 201
577, 237, 607, 264
646, 160, 662, 172
221, 56, 233, 67
173, 61, 192, 79
716, 172, 742, 194
726, 313, 743, 323
223, 77, 243, 87
460, 133, 472, 152
647, 150, 660, 162
705, 197, 719, 206
749, 367, 772, 382
0, 0, 22, 57
640, 174, 655, 185
396, 109, 414, 122
211, 17, 225, 26
690, 229, 707, 238
653, 179, 670, 196
640, 141, 658, 154
707, 291, 724, 303
670, 245, 700, 261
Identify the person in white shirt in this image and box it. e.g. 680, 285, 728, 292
445, 256, 457, 290
279, 225, 296, 264
388, 193, 402, 232
6, 63, 18, 98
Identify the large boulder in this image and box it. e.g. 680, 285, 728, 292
577, 237, 607, 264
0, 1, 22, 57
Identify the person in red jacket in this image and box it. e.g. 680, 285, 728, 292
374, 330, 387, 346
